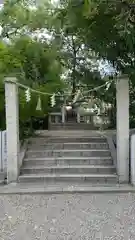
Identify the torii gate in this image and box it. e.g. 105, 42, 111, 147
4, 75, 129, 184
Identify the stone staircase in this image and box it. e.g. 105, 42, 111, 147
19, 133, 118, 185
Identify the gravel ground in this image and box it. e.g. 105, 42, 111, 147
0, 193, 135, 240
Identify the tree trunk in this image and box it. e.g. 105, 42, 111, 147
71, 36, 77, 99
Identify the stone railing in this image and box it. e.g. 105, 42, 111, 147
0, 130, 7, 174
129, 130, 135, 185
111, 129, 135, 185
0, 130, 28, 179
79, 114, 93, 124
49, 112, 62, 124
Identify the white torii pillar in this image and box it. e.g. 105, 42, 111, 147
116, 75, 129, 183
5, 77, 19, 183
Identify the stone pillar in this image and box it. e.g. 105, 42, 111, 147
77, 112, 80, 123
49, 115, 51, 124
55, 115, 59, 123
116, 76, 129, 183
5, 77, 19, 183
62, 106, 65, 123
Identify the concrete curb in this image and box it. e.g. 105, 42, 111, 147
0, 184, 135, 194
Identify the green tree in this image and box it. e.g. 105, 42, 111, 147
0, 1, 66, 136
57, 0, 135, 76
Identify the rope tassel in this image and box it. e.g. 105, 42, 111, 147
25, 88, 31, 102
36, 96, 42, 111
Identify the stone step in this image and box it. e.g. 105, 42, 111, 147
49, 123, 97, 130
26, 149, 111, 158
29, 137, 107, 144
35, 130, 105, 136
28, 142, 109, 150
23, 156, 113, 166
50, 123, 93, 126
18, 173, 118, 184
1, 183, 134, 194
20, 165, 116, 175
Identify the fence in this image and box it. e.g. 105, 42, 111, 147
0, 130, 7, 173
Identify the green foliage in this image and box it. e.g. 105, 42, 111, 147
1, 0, 135, 132
58, 0, 135, 75
0, 1, 65, 138
0, 0, 49, 37
54, 0, 135, 128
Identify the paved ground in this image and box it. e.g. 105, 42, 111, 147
0, 193, 135, 240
